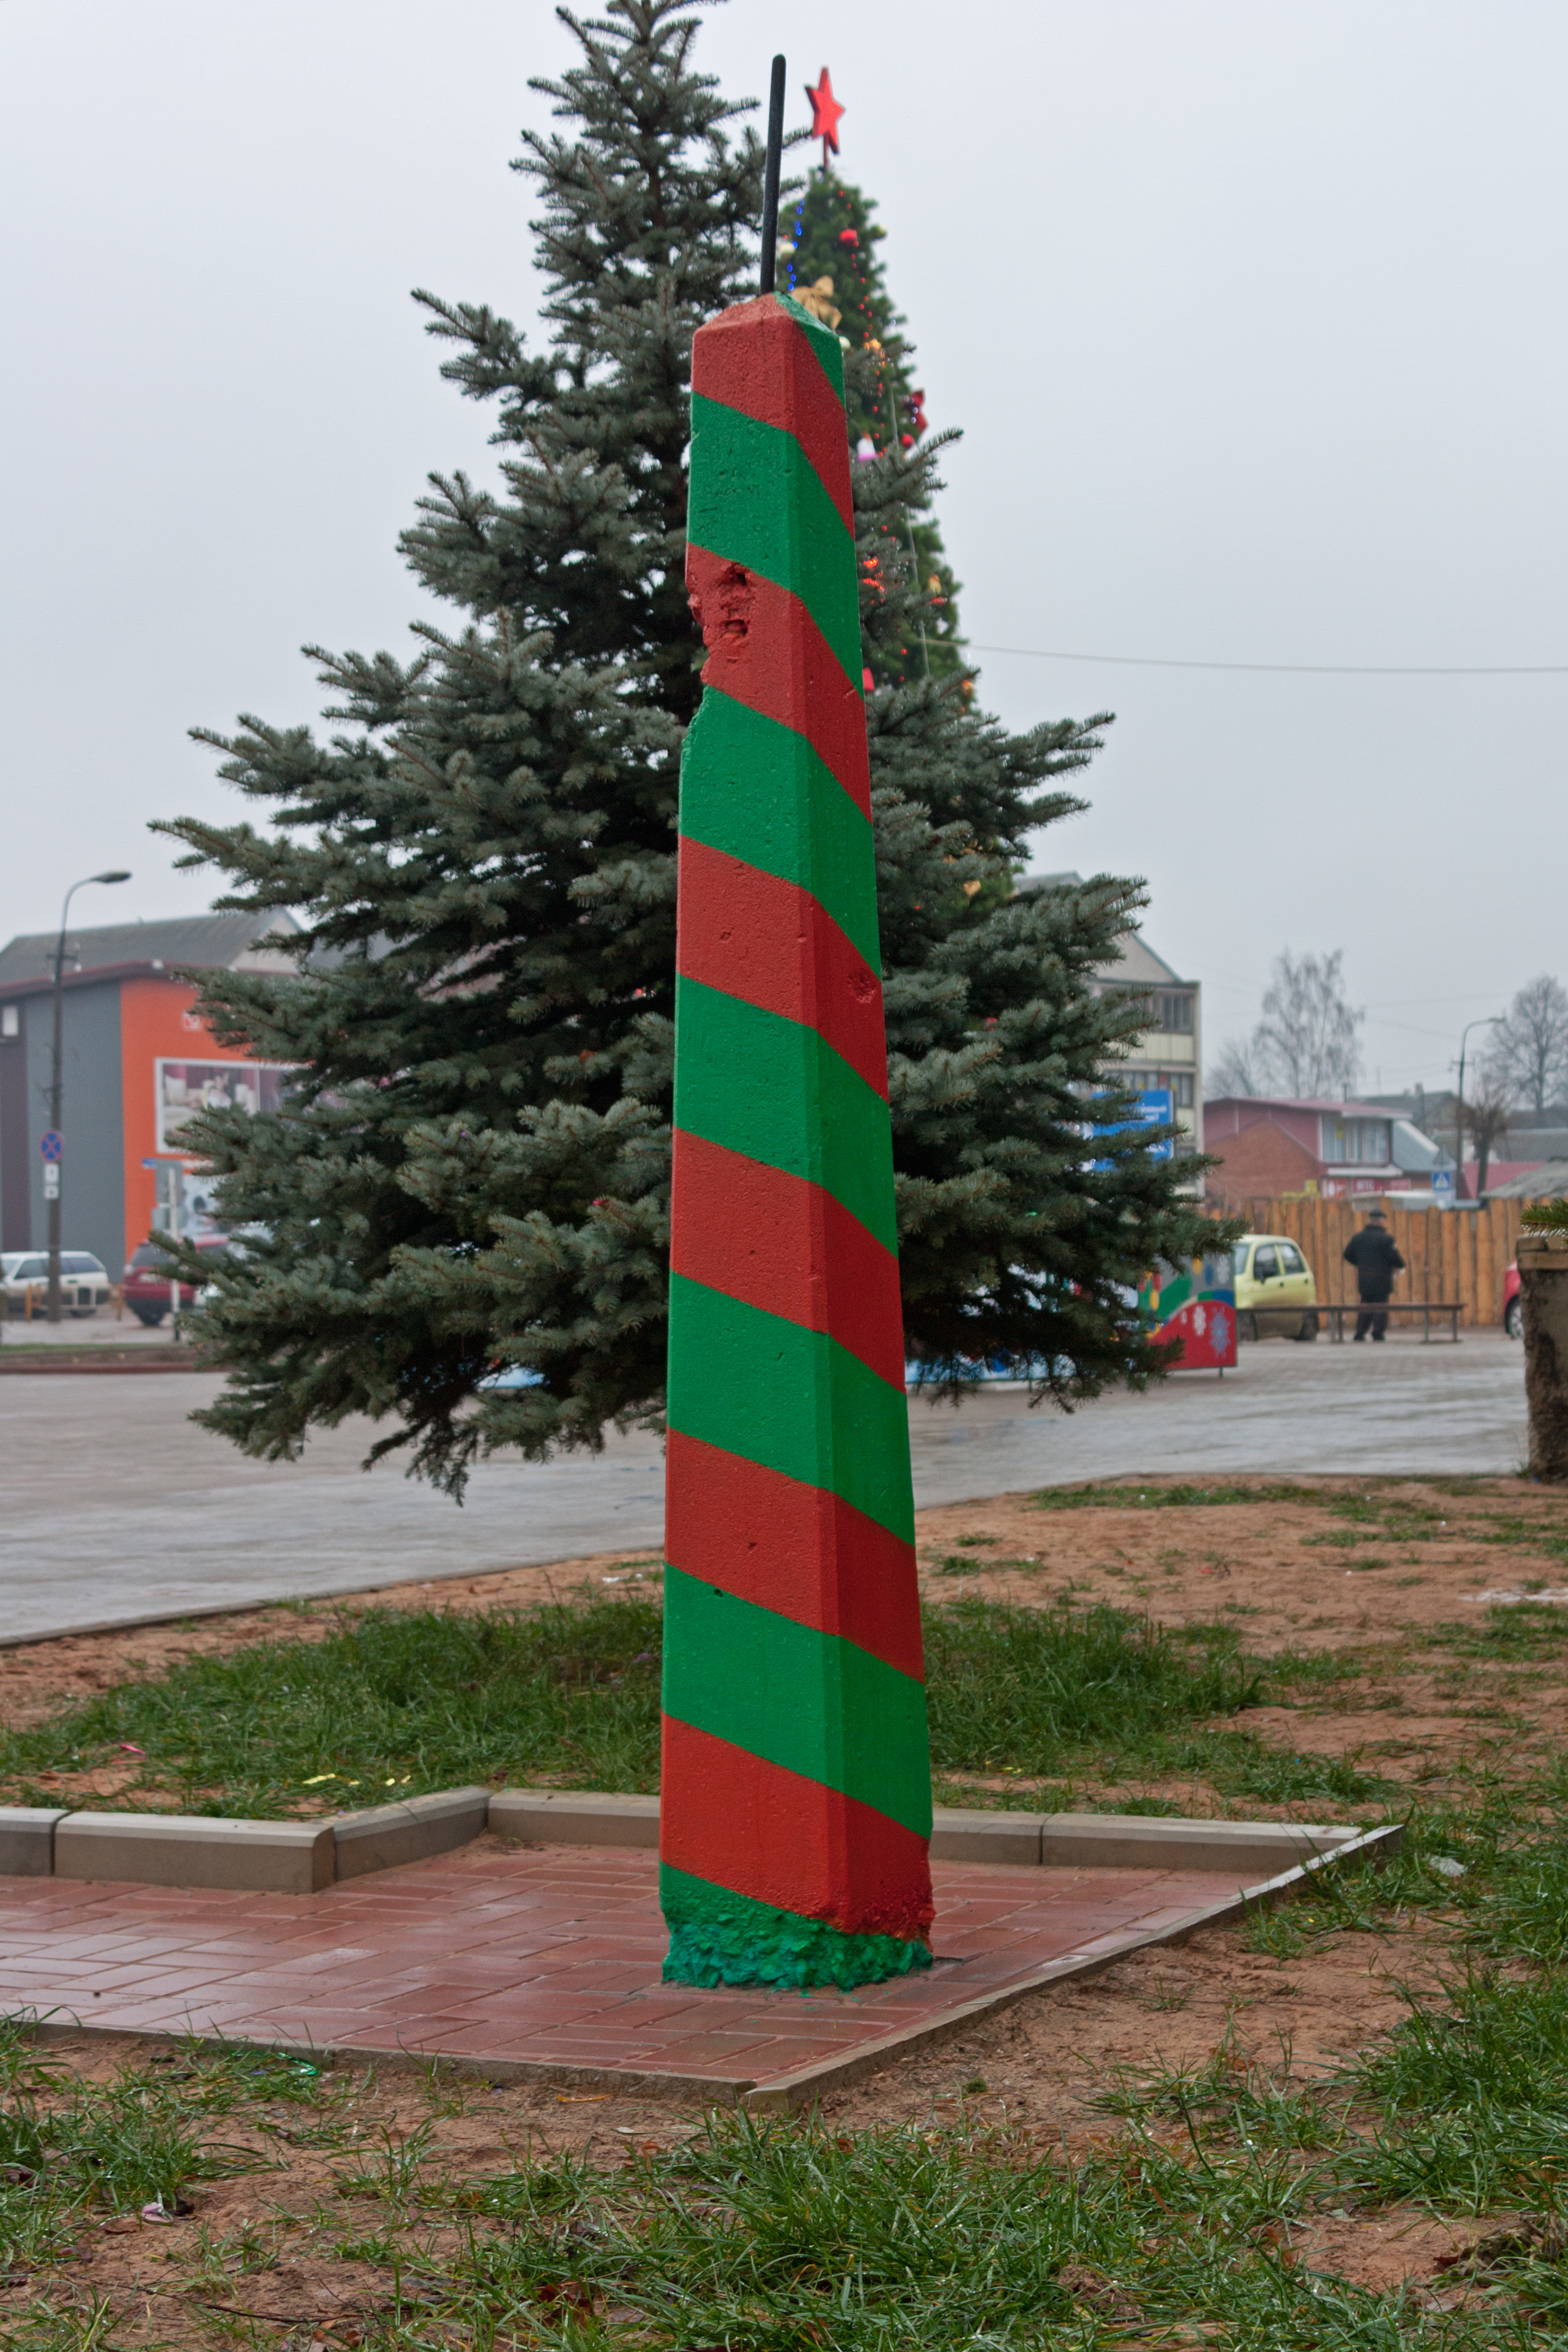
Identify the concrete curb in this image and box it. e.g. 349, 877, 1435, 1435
2, 1789, 1379, 1897
54, 1812, 335, 1894
0, 1809, 68, 1877
333, 1787, 491, 1880
491, 1792, 1365, 1880
0, 1349, 206, 1374
488, 1789, 661, 1848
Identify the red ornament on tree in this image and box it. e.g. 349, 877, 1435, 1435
805, 67, 845, 166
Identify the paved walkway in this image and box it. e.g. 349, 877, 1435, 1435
0, 1838, 1257, 2101
1, 1332, 1526, 1645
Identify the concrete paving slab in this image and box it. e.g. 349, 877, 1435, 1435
0, 1331, 1526, 1644
1, 1833, 1381, 2108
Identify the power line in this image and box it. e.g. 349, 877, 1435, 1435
971, 643, 1568, 677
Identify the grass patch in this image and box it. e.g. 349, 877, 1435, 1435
0, 2022, 278, 2278
0, 1595, 1374, 1820
329, 2108, 1509, 2349
1427, 1602, 1568, 1662
1030, 1479, 1331, 1510
0, 1599, 666, 1816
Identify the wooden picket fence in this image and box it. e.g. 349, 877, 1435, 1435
1218, 1196, 1525, 1328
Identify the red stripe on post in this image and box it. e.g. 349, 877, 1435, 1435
690, 294, 857, 537
685, 545, 871, 819
669, 1131, 905, 1390
676, 839, 888, 1101
664, 1427, 924, 1681
660, 1714, 934, 1939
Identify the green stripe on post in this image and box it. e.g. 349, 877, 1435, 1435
666, 1273, 916, 1543
672, 978, 898, 1254
688, 395, 862, 687
662, 1566, 932, 1837
677, 690, 881, 968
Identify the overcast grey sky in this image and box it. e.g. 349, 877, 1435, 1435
3, 1, 1563, 1092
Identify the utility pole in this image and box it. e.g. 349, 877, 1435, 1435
45, 870, 130, 1322
1452, 1014, 1502, 1207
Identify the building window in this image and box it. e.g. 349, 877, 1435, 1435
1112, 987, 1194, 1034
1121, 1068, 1194, 1108
1146, 992, 1193, 1033
1320, 1115, 1390, 1164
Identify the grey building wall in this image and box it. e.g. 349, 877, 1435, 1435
20, 981, 126, 1275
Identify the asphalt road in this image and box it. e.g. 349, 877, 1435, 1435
1, 1330, 1527, 1644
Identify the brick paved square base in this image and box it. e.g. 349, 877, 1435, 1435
0, 1834, 1288, 2106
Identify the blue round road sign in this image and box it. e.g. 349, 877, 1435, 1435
40, 1130, 62, 1163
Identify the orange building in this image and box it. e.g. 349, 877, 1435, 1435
0, 914, 298, 1276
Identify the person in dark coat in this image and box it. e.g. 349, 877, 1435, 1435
1343, 1206, 1405, 1340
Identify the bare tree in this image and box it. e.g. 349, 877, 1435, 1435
1464, 1069, 1512, 1195
1251, 949, 1363, 1097
1207, 1035, 1263, 1096
1487, 974, 1568, 1114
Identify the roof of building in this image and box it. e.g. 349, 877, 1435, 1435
1205, 1093, 1407, 1117
0, 912, 299, 993
1484, 1162, 1568, 1199
1021, 872, 1189, 987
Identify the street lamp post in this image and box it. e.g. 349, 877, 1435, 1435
45, 870, 131, 1323
1453, 1015, 1503, 1206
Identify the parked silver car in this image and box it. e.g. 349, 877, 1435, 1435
1, 1250, 114, 1317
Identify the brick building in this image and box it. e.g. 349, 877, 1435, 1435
1202, 1095, 1450, 1210
0, 914, 298, 1276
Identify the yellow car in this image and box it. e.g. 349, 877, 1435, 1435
1232, 1232, 1319, 1341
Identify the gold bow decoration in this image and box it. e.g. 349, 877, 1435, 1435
792, 275, 842, 330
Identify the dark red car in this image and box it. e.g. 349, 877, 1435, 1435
122, 1236, 229, 1326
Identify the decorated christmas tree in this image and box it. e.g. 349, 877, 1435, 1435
783, 72, 961, 687
156, 0, 1218, 1496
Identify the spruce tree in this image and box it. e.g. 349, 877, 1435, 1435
159, 0, 1218, 1496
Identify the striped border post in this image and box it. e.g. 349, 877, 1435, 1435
660, 290, 934, 1991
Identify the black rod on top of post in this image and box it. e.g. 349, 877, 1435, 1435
759, 53, 786, 294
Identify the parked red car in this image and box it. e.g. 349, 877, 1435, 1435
1504, 1260, 1522, 1341
121, 1236, 229, 1326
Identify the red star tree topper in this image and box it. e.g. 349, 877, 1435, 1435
805, 67, 845, 166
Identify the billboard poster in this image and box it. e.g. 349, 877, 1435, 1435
1132, 1087, 1175, 1161
1087, 1085, 1175, 1170
146, 1158, 227, 1243
155, 1059, 291, 1153
1140, 1249, 1237, 1370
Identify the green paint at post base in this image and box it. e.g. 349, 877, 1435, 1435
660, 1863, 933, 1991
